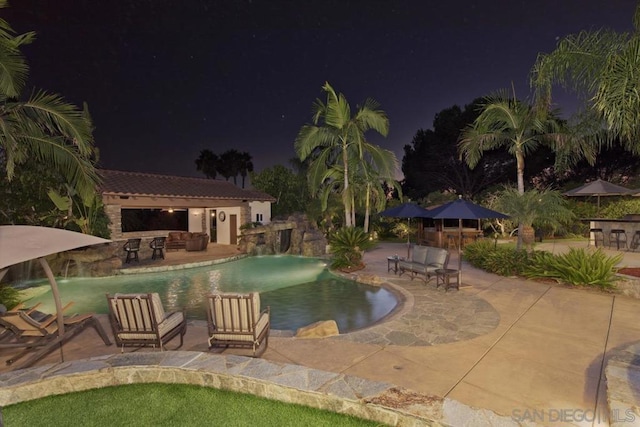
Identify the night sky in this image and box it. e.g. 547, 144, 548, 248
4, 1, 637, 180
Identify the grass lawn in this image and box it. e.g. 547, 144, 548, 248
3, 383, 383, 426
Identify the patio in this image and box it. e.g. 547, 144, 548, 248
1, 241, 639, 425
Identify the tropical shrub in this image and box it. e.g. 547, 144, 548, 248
328, 227, 375, 270
523, 248, 621, 289
599, 199, 640, 219
493, 186, 574, 248
463, 240, 529, 276
0, 285, 22, 310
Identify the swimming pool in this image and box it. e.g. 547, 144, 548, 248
23, 256, 398, 332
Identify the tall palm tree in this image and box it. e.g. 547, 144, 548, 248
0, 2, 98, 200
356, 143, 400, 233
531, 5, 640, 153
295, 82, 389, 227
459, 91, 563, 195
238, 151, 254, 188
459, 91, 566, 249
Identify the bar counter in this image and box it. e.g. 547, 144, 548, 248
583, 218, 640, 249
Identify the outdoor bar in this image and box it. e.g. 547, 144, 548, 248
418, 218, 483, 248
585, 214, 640, 250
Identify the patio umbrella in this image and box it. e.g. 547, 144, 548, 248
0, 225, 110, 361
563, 179, 636, 213
379, 202, 432, 257
426, 198, 508, 284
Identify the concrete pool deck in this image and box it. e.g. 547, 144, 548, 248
1, 241, 640, 426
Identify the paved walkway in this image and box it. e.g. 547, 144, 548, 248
2, 241, 640, 426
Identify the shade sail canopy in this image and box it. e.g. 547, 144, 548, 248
0, 225, 111, 361
563, 179, 635, 197
426, 198, 509, 220
0, 225, 110, 269
379, 202, 432, 218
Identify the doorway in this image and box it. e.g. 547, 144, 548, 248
209, 210, 217, 242
230, 214, 237, 244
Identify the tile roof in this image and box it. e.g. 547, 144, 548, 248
99, 169, 276, 201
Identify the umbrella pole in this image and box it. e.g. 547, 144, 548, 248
38, 258, 65, 361
407, 218, 411, 258
458, 219, 462, 285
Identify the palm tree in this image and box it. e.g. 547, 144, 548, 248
238, 151, 254, 188
494, 186, 574, 250
295, 82, 389, 227
355, 144, 401, 233
195, 149, 218, 179
459, 91, 564, 195
531, 5, 640, 153
218, 149, 242, 183
0, 3, 98, 200
459, 91, 567, 248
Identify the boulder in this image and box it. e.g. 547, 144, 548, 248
295, 320, 339, 338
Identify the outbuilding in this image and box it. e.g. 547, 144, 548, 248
99, 169, 275, 244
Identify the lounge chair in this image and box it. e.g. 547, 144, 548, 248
206, 292, 270, 357
106, 293, 186, 351
0, 302, 112, 369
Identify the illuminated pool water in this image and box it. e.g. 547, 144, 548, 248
23, 256, 398, 332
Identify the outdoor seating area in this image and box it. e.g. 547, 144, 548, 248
1, 240, 640, 425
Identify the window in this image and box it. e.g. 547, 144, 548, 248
256, 213, 263, 222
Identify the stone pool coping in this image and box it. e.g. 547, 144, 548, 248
0, 351, 523, 426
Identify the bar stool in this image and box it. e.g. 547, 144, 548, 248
608, 229, 627, 250
631, 231, 640, 251
589, 228, 604, 247
446, 234, 458, 249
123, 238, 142, 263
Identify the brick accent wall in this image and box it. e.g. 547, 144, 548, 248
105, 204, 122, 239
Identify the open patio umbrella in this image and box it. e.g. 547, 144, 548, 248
379, 202, 432, 257
563, 179, 636, 213
0, 225, 110, 361
426, 198, 508, 284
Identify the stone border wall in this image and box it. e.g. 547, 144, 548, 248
0, 352, 527, 427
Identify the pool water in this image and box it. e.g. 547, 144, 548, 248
23, 256, 398, 332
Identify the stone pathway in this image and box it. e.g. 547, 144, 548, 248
335, 280, 500, 346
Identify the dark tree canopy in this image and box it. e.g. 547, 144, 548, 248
194, 149, 253, 187
402, 99, 515, 199
250, 164, 310, 218
558, 140, 640, 185
195, 149, 218, 179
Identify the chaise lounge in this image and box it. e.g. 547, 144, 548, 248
0, 302, 112, 369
